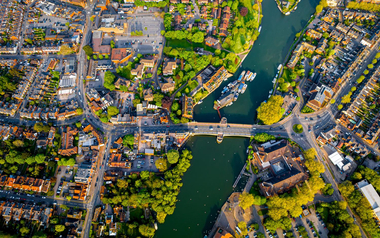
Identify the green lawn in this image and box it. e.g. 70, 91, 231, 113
166, 39, 226, 54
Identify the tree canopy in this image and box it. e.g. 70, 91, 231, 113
167, 150, 180, 164
104, 71, 116, 91
123, 134, 134, 149
257, 96, 284, 125
239, 192, 255, 210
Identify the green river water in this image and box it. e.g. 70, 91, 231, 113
155, 0, 318, 237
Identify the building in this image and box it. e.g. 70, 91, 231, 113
162, 61, 177, 76
252, 140, 308, 197
306, 83, 333, 111
75, 163, 93, 184
111, 48, 132, 64
92, 31, 111, 54
199, 65, 229, 93
356, 180, 380, 221
325, 146, 352, 172
205, 36, 219, 47
58, 127, 78, 156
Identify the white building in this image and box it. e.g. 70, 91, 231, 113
357, 180, 380, 220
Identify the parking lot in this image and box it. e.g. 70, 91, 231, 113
115, 15, 164, 55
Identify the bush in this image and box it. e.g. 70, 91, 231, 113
301, 106, 315, 113
293, 124, 303, 134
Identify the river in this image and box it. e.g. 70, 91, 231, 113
155, 0, 318, 237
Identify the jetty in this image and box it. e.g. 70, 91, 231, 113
232, 162, 248, 188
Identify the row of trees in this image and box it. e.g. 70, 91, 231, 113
102, 149, 193, 237
164, 30, 205, 44
316, 201, 361, 238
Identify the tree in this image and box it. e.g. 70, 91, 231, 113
90, 16, 95, 22
83, 45, 93, 57
25, 157, 35, 165
351, 172, 363, 181
60, 205, 68, 210
123, 134, 134, 149
155, 157, 169, 171
239, 192, 255, 210
303, 148, 317, 160
167, 149, 179, 164
364, 69, 369, 75
75, 122, 82, 128
330, 99, 336, 104
238, 221, 249, 235
76, 108, 83, 115
104, 71, 116, 91
34, 122, 49, 133
316, 5, 323, 13
20, 227, 30, 236
157, 211, 167, 223
254, 133, 275, 143
12, 139, 24, 147
55, 225, 65, 233
341, 94, 351, 104
34, 154, 46, 164
368, 64, 374, 69
351, 86, 357, 92
59, 45, 74, 55
138, 224, 155, 237
107, 106, 119, 117
110, 40, 115, 48
305, 158, 325, 175
66, 196, 72, 201
257, 96, 284, 125
338, 104, 343, 110
339, 181, 355, 198
240, 7, 248, 16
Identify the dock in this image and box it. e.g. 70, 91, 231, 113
232, 162, 247, 188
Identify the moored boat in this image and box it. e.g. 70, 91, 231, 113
241, 84, 247, 93
250, 72, 257, 81
238, 71, 246, 82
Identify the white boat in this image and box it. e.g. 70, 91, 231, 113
250, 72, 257, 81
241, 84, 247, 94
277, 64, 283, 70
238, 71, 246, 82
285, 12, 290, 15
258, 26, 262, 33
198, 100, 203, 104
244, 70, 251, 81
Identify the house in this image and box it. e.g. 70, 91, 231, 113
200, 65, 229, 93
252, 140, 308, 197
114, 78, 130, 90
143, 88, 154, 102
306, 83, 334, 111
58, 127, 78, 156
131, 64, 144, 78
306, 29, 322, 40
162, 61, 177, 76
315, 38, 328, 55
160, 78, 175, 93
205, 36, 219, 47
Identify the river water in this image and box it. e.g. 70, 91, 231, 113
155, 0, 317, 237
